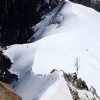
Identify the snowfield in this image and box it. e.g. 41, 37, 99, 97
3, 0, 100, 99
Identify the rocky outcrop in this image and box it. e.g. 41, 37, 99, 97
0, 50, 18, 85
90, 0, 100, 11
63, 72, 100, 100
0, 81, 22, 100
69, 0, 100, 12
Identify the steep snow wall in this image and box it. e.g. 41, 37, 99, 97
39, 76, 73, 100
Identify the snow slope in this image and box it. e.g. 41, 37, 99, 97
3, 0, 100, 99
39, 76, 73, 100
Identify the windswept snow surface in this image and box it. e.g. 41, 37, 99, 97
33, 1, 100, 95
4, 0, 100, 99
39, 76, 73, 100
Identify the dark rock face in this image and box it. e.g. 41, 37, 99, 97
69, 0, 100, 12
90, 0, 100, 12
0, 0, 60, 45
0, 51, 18, 86
0, 51, 12, 75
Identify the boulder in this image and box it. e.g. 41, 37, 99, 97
0, 81, 22, 100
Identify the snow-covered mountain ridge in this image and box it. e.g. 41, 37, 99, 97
0, 0, 100, 99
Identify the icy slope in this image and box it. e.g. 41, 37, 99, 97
3, 0, 100, 99
14, 70, 59, 100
